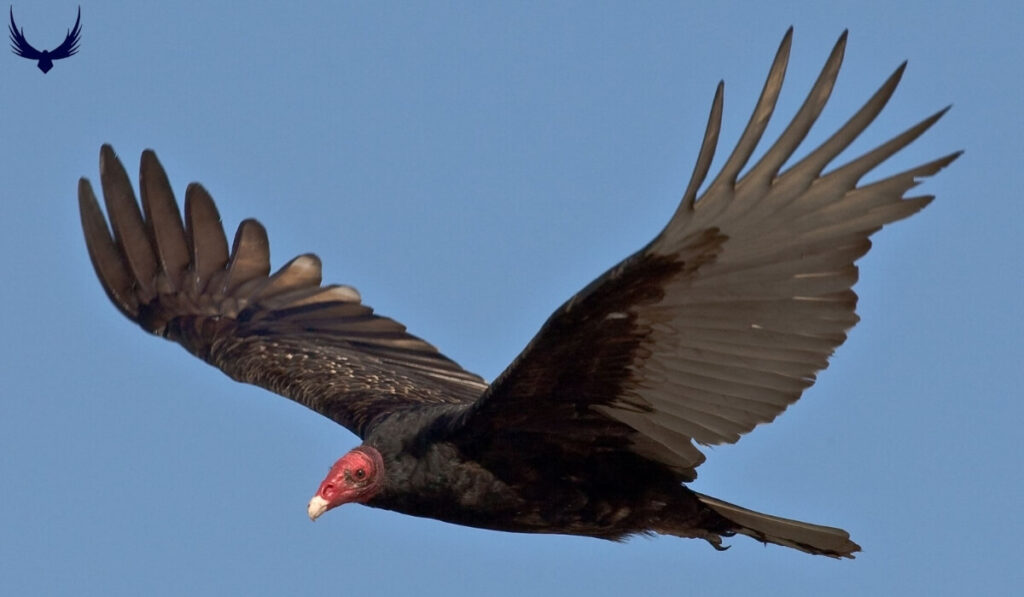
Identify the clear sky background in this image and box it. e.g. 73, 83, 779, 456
2, 2, 1020, 595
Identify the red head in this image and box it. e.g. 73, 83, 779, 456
307, 446, 385, 521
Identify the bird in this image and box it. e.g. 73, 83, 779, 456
9, 6, 81, 74
78, 29, 957, 558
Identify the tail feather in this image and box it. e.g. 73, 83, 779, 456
697, 493, 861, 558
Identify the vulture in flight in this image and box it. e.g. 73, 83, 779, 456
79, 30, 956, 558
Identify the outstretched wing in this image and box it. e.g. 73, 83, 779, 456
49, 6, 81, 59
457, 30, 958, 480
80, 145, 488, 438
9, 8, 42, 59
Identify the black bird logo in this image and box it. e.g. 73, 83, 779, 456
9, 6, 81, 73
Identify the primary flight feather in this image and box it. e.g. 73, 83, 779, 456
79, 30, 957, 558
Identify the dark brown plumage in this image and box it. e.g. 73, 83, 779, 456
79, 30, 957, 558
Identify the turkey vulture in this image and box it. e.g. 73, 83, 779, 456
79, 30, 956, 558
9, 6, 81, 74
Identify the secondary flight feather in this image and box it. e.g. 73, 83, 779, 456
79, 30, 957, 558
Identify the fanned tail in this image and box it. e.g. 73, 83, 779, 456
696, 493, 861, 558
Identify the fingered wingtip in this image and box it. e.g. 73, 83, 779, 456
776, 27, 794, 58
99, 144, 124, 181
140, 148, 160, 168
77, 177, 98, 214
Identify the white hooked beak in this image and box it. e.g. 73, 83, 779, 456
307, 495, 330, 521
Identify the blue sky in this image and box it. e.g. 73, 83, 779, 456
2, 2, 1020, 595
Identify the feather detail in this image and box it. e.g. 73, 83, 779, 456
80, 145, 486, 438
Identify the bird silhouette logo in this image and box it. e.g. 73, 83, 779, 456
9, 6, 81, 73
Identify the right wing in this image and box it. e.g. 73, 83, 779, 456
452, 31, 956, 481
79, 145, 488, 438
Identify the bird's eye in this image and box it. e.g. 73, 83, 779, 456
355, 468, 366, 479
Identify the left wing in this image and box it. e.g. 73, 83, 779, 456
80, 146, 488, 438
456, 30, 958, 480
